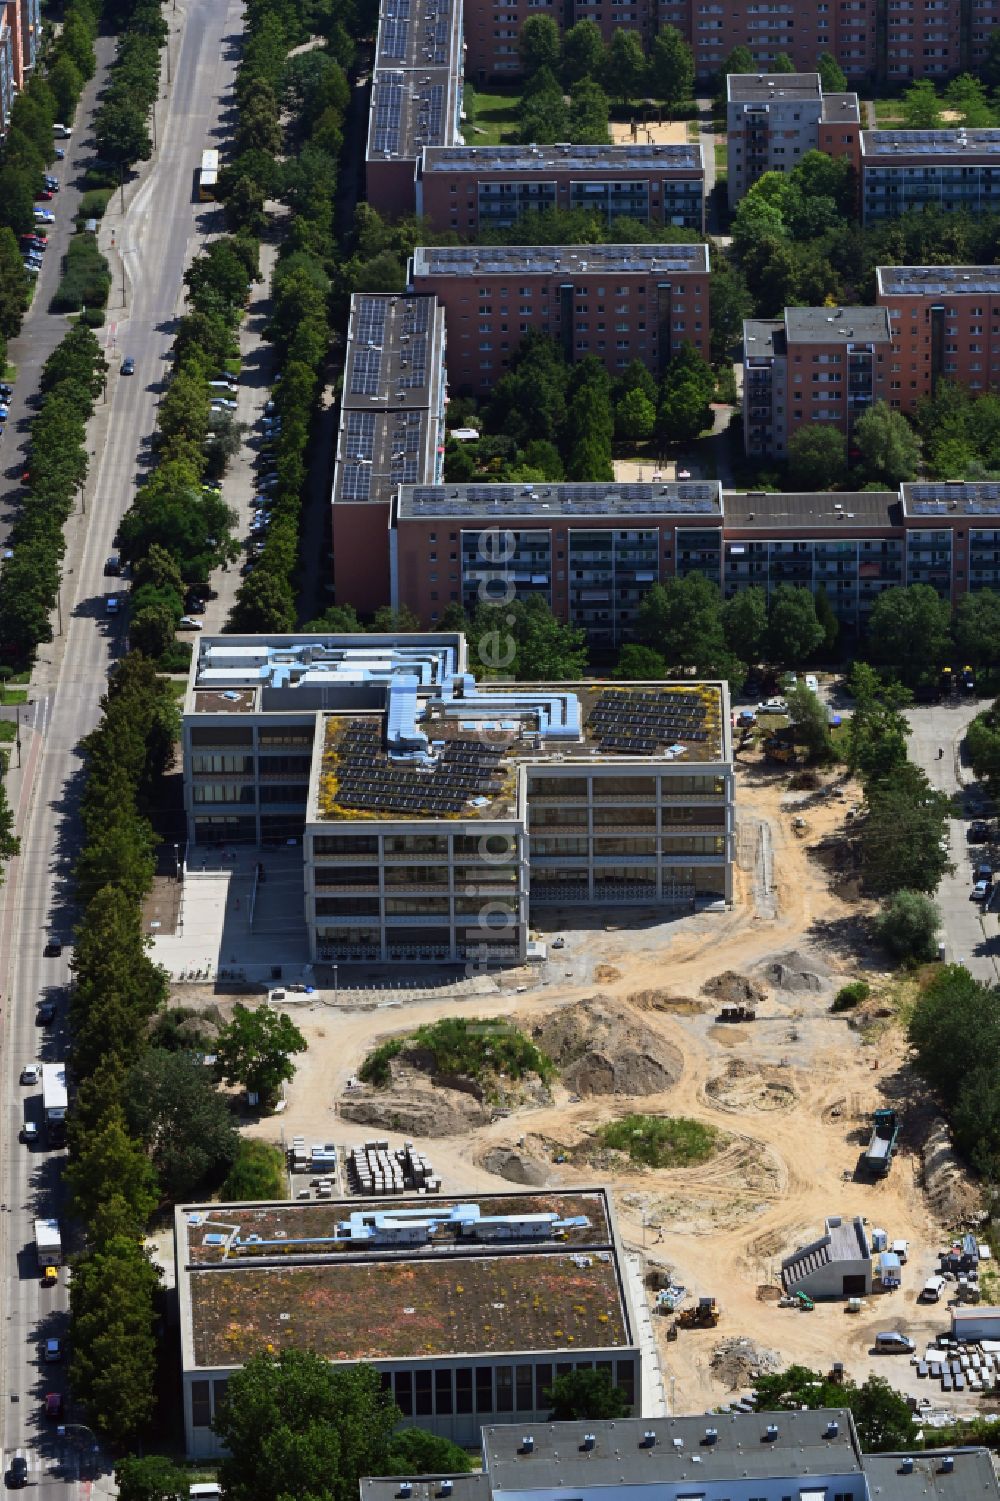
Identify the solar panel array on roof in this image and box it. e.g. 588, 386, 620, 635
395, 481, 720, 519
372, 75, 404, 155
332, 721, 508, 815
587, 690, 715, 755
906, 482, 1000, 515
351, 348, 384, 397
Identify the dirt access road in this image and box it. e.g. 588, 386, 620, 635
221, 755, 982, 1415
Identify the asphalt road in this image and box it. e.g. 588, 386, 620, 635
905, 700, 1000, 984
0, 0, 241, 1486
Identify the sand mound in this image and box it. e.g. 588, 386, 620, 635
479, 1145, 549, 1186
922, 1117, 984, 1227
702, 972, 767, 1007
706, 1060, 797, 1113
530, 996, 683, 1098
628, 989, 708, 1015
340, 1083, 490, 1137
756, 948, 830, 993
712, 1336, 780, 1390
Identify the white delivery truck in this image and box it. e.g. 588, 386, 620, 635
34, 1218, 62, 1268
41, 1062, 67, 1143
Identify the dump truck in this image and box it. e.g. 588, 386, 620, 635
718, 1005, 756, 1022
764, 737, 798, 765
677, 1297, 720, 1328
34, 1218, 62, 1268
864, 1108, 900, 1176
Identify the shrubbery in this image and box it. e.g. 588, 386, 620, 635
359, 1018, 554, 1087
51, 233, 112, 312
596, 1113, 719, 1168
831, 980, 870, 1013
909, 965, 1000, 1178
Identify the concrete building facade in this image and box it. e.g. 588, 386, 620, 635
782, 1215, 873, 1300
331, 293, 447, 617
409, 243, 711, 395
876, 265, 1000, 412
416, 143, 706, 236
175, 1190, 640, 1459
181, 636, 734, 965
742, 306, 893, 459
726, 74, 860, 209
862, 130, 1000, 222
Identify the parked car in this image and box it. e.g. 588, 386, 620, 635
44, 1338, 63, 1363
35, 188, 53, 200
105, 554, 120, 575
22, 263, 39, 277
211, 398, 237, 412
178, 616, 204, 631
106, 596, 120, 615
20, 1064, 39, 1085
53, 123, 72, 137
36, 1001, 56, 1024
0, 382, 13, 397
44, 1392, 64, 1419
43, 937, 62, 956
54, 146, 65, 159
121, 356, 135, 375
20, 1122, 39, 1144
757, 698, 788, 715
9, 1455, 28, 1486
971, 879, 992, 903
968, 820, 990, 844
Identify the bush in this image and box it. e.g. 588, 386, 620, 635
357, 1038, 402, 1087
155, 640, 192, 672
875, 889, 942, 964
220, 1139, 286, 1201
77, 188, 114, 221
358, 1017, 554, 1089
82, 165, 119, 191
78, 307, 105, 328
51, 233, 112, 312
787, 769, 820, 790
831, 980, 870, 1012
596, 1113, 719, 1168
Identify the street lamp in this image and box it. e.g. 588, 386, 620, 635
333, 962, 338, 1006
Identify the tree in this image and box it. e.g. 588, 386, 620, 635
865, 585, 951, 687
227, 568, 297, 632
615, 386, 656, 441
657, 343, 715, 444
637, 575, 745, 688
771, 51, 795, 71
875, 889, 941, 964
64, 1109, 159, 1231
0, 778, 20, 887
69, 1234, 160, 1443
850, 1375, 917, 1452
966, 701, 1000, 797
786, 425, 848, 491
568, 79, 610, 145
519, 14, 561, 77
845, 664, 912, 783
546, 1368, 630, 1420
814, 585, 839, 653
709, 258, 752, 363
902, 78, 943, 129
722, 587, 767, 662
221, 1139, 286, 1200
954, 589, 1000, 670
614, 643, 667, 678
861, 763, 951, 894
816, 52, 847, 92
384, 1431, 478, 1475
214, 1353, 400, 1501
116, 1456, 189, 1501
561, 21, 605, 87
765, 584, 824, 666
717, 44, 754, 86
853, 401, 921, 486
95, 97, 152, 165
648, 27, 694, 109
214, 1003, 307, 1107
786, 681, 833, 761
46, 53, 85, 121
603, 30, 646, 106
124, 1050, 239, 1199
129, 605, 178, 660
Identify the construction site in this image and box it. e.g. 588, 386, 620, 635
166, 730, 989, 1422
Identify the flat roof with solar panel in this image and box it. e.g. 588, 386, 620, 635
876, 266, 1000, 297
862, 128, 1000, 161
373, 0, 462, 74
367, 66, 456, 162
901, 482, 1000, 518
410, 243, 711, 278
394, 480, 723, 521
420, 142, 705, 174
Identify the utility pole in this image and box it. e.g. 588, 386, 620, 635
56, 586, 62, 636
15, 704, 20, 769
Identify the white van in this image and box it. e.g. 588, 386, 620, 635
920, 1275, 946, 1303
875, 1330, 916, 1353
189, 1486, 222, 1501
53, 123, 72, 138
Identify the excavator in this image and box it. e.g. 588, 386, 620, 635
675, 1297, 720, 1329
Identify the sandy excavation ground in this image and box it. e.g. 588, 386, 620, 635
176, 751, 987, 1418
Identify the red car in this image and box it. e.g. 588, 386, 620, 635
35, 190, 53, 201
44, 1392, 63, 1420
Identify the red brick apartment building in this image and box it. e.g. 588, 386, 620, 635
742, 306, 892, 459
464, 0, 657, 81
875, 266, 1000, 414
726, 74, 860, 211
861, 130, 1000, 223
408, 243, 711, 396
415, 143, 706, 236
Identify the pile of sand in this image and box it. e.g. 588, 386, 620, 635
479, 1145, 549, 1186
756, 949, 830, 993
529, 996, 683, 1098
340, 1083, 490, 1137
705, 1059, 796, 1114
922, 1117, 985, 1227
702, 972, 767, 1007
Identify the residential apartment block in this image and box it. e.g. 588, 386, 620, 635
862, 130, 1000, 222
726, 73, 861, 209
330, 293, 447, 616
390, 481, 726, 647
464, 0, 657, 81
415, 143, 706, 235
900, 481, 1000, 599
181, 635, 734, 963
875, 265, 1000, 412
408, 243, 711, 394
364, 0, 463, 216
657, 0, 991, 82
742, 305, 892, 459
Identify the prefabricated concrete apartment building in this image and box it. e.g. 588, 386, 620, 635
174, 1188, 639, 1458
181, 633, 734, 966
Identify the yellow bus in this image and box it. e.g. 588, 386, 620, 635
199, 148, 219, 201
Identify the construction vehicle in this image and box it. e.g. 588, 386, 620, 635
795, 1291, 815, 1311
764, 736, 798, 765
864, 1108, 900, 1176
676, 1297, 720, 1329
718, 1005, 756, 1022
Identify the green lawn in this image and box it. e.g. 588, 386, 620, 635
0, 689, 27, 705
874, 99, 905, 123
468, 88, 521, 146
0, 721, 15, 743
714, 140, 727, 178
